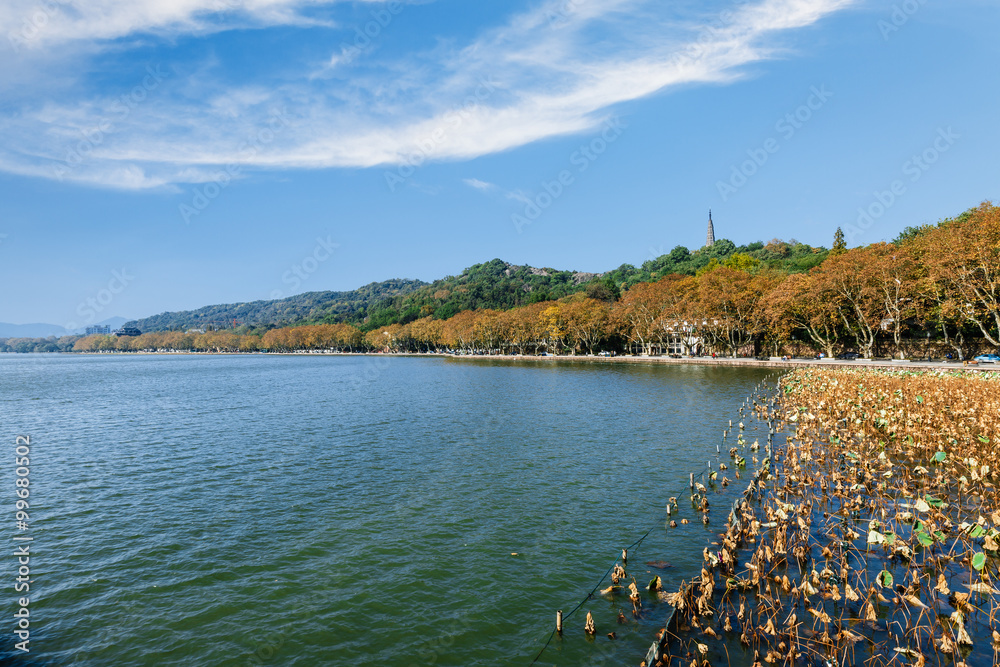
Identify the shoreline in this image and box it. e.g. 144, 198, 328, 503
43, 350, 997, 371
441, 353, 993, 371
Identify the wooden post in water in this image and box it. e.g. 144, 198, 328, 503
621, 548, 627, 566
556, 610, 563, 634
690, 473, 694, 490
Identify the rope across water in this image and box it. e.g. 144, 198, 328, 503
527, 461, 716, 666
526, 376, 782, 666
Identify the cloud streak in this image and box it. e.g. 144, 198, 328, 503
0, 0, 856, 189
2, 0, 352, 48
463, 178, 496, 192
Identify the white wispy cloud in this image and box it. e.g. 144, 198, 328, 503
505, 189, 533, 206
1, 0, 351, 48
463, 178, 496, 192
0, 0, 856, 189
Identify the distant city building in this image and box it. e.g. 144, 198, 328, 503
114, 327, 142, 337
706, 210, 715, 248
85, 325, 111, 335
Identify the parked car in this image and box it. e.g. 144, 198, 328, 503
974, 354, 1000, 363
836, 352, 861, 360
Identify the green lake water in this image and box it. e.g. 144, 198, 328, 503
1, 354, 777, 666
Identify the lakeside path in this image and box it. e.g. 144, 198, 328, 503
440, 353, 996, 372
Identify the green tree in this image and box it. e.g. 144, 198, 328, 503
669, 245, 691, 263
722, 253, 762, 273
706, 239, 736, 257
831, 227, 847, 256
585, 278, 619, 302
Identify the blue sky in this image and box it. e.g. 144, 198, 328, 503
1, 0, 998, 326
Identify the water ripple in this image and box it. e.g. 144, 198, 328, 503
0, 354, 774, 666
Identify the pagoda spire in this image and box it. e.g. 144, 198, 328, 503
706, 210, 715, 247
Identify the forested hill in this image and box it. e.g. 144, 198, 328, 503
126, 260, 606, 332
127, 279, 427, 332
363, 241, 828, 327
128, 240, 828, 333
367, 259, 606, 325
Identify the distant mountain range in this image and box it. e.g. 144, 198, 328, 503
0, 316, 129, 338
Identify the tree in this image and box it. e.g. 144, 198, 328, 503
613, 275, 697, 355
614, 281, 661, 355
239, 334, 261, 352
696, 266, 779, 357
408, 317, 443, 352
919, 202, 1000, 347
762, 239, 791, 259
648, 275, 697, 354
363, 324, 403, 352
502, 302, 548, 354
722, 253, 761, 273
212, 332, 240, 352
331, 323, 362, 351
73, 335, 103, 352
441, 310, 479, 352
541, 304, 569, 353
864, 243, 921, 357
669, 245, 691, 263
563, 298, 611, 355
162, 331, 195, 350
766, 272, 840, 358
706, 239, 736, 257
584, 278, 619, 302
811, 249, 883, 358
696, 258, 720, 276
914, 274, 970, 360
472, 309, 507, 353
831, 227, 847, 256
893, 223, 936, 245
115, 336, 138, 352
262, 328, 290, 351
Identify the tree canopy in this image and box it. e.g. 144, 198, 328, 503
11, 202, 999, 361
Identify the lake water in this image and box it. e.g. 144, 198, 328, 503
1, 354, 777, 666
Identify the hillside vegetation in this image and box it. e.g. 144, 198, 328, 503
67, 202, 1000, 360
126, 238, 828, 333
128, 279, 426, 332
